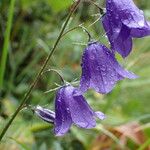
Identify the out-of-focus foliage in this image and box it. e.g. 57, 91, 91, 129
0, 0, 150, 150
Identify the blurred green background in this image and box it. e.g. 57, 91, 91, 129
0, 0, 150, 149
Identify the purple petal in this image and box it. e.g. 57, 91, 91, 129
102, 15, 113, 42
113, 25, 133, 58
54, 88, 72, 136
109, 52, 138, 79
67, 87, 96, 129
79, 48, 91, 94
108, 0, 145, 29
102, 14, 122, 51
131, 21, 150, 38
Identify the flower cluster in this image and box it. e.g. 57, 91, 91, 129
33, 0, 150, 136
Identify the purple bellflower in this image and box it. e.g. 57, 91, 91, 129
102, 0, 150, 58
54, 85, 105, 136
78, 42, 138, 94
34, 86, 105, 136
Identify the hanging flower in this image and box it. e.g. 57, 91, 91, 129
78, 42, 138, 94
102, 0, 150, 58
34, 86, 105, 136
54, 85, 105, 136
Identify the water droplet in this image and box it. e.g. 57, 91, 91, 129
110, 81, 114, 84
90, 55, 95, 60
111, 72, 115, 77
138, 20, 144, 27
100, 65, 106, 71
108, 0, 111, 3
115, 14, 119, 20
104, 81, 107, 85
123, 19, 130, 24
140, 10, 143, 14
102, 72, 106, 76
84, 82, 88, 86
78, 122, 87, 127
131, 12, 135, 16
107, 67, 112, 71
104, 35, 108, 38
96, 66, 99, 71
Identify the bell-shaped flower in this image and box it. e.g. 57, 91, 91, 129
33, 86, 105, 136
54, 85, 105, 136
78, 42, 138, 94
102, 0, 150, 58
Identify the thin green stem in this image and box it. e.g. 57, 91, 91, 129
62, 24, 92, 42
0, 0, 16, 89
44, 69, 65, 85
89, 0, 104, 15
0, 0, 81, 141
61, 25, 82, 38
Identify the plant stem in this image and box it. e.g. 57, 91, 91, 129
0, 0, 81, 142
89, 0, 104, 15
0, 0, 16, 89
44, 69, 65, 85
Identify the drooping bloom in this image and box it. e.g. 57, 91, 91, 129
102, 0, 150, 58
33, 85, 105, 136
78, 42, 138, 94
34, 86, 105, 136
54, 85, 105, 136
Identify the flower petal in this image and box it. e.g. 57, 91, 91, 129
54, 88, 72, 136
79, 48, 91, 94
113, 25, 133, 58
69, 91, 96, 128
102, 15, 122, 50
109, 52, 138, 79
131, 21, 150, 38
109, 0, 145, 28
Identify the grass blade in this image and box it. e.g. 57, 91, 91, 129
0, 0, 16, 88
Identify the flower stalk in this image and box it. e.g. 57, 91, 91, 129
44, 69, 65, 85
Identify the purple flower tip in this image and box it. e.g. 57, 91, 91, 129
102, 0, 150, 58
78, 42, 138, 95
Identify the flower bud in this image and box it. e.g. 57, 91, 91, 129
34, 106, 55, 124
